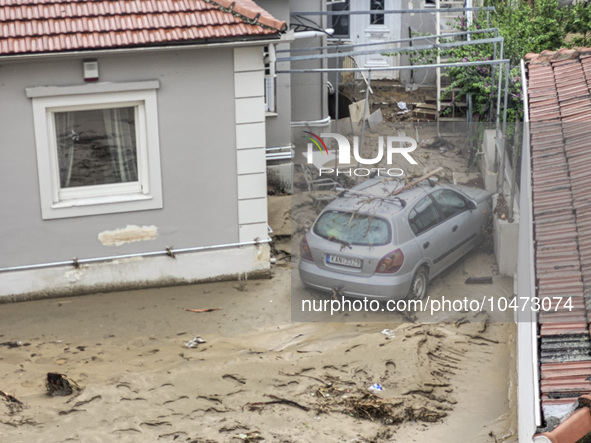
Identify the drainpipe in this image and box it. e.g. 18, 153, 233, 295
534, 395, 591, 443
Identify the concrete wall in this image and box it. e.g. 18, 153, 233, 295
481, 129, 519, 277
0, 44, 271, 299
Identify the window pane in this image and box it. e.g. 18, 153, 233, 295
329, 0, 350, 38
408, 196, 442, 235
55, 107, 138, 188
370, 0, 385, 25
432, 189, 468, 219
314, 210, 391, 245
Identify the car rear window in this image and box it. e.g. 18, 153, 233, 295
313, 211, 391, 246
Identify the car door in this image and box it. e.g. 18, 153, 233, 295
408, 194, 452, 276
430, 188, 478, 268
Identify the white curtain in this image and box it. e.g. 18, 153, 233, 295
103, 107, 137, 183
55, 112, 77, 188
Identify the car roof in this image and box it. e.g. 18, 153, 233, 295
323, 177, 438, 218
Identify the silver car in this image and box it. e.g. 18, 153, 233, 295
298, 178, 492, 301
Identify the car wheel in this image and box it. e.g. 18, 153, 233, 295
408, 267, 429, 300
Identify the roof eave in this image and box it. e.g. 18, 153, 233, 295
0, 33, 284, 61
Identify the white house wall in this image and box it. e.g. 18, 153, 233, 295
234, 47, 269, 244
0, 45, 271, 300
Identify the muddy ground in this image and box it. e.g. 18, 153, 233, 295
0, 263, 516, 443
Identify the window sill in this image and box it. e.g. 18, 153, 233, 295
52, 193, 153, 209
265, 112, 279, 118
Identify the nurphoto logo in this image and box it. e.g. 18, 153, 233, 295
303, 132, 418, 178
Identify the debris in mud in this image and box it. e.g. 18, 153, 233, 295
368, 383, 384, 392
45, 373, 82, 397
244, 395, 310, 412
0, 341, 26, 348
184, 336, 207, 349
183, 308, 221, 314
381, 329, 396, 339
235, 431, 264, 442
493, 193, 510, 220
1, 391, 23, 415
465, 276, 493, 284
420, 136, 456, 152
344, 393, 404, 424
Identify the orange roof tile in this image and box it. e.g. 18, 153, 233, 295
0, 0, 286, 55
526, 49, 591, 432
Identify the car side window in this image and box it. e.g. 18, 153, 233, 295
408, 195, 443, 235
431, 189, 468, 219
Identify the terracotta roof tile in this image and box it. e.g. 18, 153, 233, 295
0, 0, 286, 55
527, 48, 591, 430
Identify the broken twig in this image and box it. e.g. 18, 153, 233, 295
244, 395, 309, 412
183, 308, 222, 313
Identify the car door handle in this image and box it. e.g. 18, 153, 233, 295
423, 242, 430, 249
452, 225, 458, 232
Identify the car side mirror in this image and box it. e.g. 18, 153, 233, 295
468, 200, 477, 210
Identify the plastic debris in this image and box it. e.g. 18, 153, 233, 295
381, 329, 395, 339
397, 101, 409, 114
368, 383, 383, 392
184, 336, 206, 349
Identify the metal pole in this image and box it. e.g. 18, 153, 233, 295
494, 41, 504, 181
497, 62, 510, 194
357, 70, 372, 184
278, 28, 500, 54
277, 58, 511, 74
291, 7, 495, 16
334, 57, 339, 174
490, 38, 497, 123
509, 112, 521, 223
277, 37, 504, 63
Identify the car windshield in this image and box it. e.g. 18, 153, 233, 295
313, 211, 391, 246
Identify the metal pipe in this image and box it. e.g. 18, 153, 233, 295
497, 62, 510, 194
293, 30, 334, 40
0, 238, 272, 274
290, 115, 332, 127
494, 39, 505, 178
276, 28, 500, 54
508, 112, 521, 223
291, 7, 495, 16
357, 70, 372, 184
277, 37, 504, 62
278, 58, 511, 74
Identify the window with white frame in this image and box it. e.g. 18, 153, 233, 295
26, 81, 163, 219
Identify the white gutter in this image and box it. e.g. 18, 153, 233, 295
517, 57, 540, 443
0, 34, 288, 62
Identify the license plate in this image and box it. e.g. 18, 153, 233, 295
326, 254, 361, 268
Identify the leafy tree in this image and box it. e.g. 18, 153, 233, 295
566, 1, 591, 47
439, 0, 570, 121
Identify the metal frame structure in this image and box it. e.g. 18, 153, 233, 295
279, 7, 514, 203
